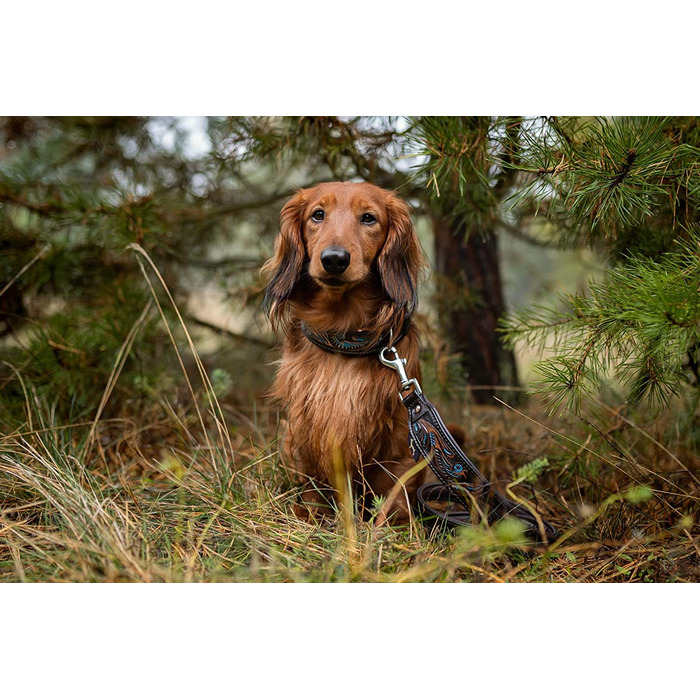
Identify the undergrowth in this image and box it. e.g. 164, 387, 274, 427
1, 387, 698, 582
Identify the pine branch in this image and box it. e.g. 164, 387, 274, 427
502, 237, 700, 412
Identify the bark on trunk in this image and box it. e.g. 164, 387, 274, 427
433, 216, 519, 405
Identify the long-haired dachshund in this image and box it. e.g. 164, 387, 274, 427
263, 182, 427, 523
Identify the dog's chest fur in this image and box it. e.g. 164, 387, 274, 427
272, 331, 412, 478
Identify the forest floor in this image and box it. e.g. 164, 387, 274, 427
1, 365, 698, 583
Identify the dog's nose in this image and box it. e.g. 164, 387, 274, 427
320, 246, 351, 274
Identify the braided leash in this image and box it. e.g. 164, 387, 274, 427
380, 346, 558, 543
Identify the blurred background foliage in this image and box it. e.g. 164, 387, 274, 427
1, 116, 699, 427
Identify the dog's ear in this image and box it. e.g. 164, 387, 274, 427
263, 190, 307, 325
377, 194, 425, 324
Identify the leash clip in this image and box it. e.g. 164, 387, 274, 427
379, 346, 422, 395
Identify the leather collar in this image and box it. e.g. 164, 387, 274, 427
300, 322, 392, 356
301, 321, 408, 356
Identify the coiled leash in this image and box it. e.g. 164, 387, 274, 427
380, 346, 559, 543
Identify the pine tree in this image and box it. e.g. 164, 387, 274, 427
498, 116, 700, 413
0, 117, 288, 419
11, 116, 689, 421
406, 117, 523, 404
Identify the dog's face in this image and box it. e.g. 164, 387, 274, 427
264, 182, 424, 327
303, 182, 390, 292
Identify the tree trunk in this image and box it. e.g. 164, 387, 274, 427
433, 215, 519, 405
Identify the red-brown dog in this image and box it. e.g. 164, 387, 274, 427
263, 182, 427, 522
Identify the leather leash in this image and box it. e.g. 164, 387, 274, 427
380, 346, 558, 543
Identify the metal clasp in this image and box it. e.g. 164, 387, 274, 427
379, 346, 422, 395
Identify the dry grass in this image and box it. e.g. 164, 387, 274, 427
1, 386, 698, 583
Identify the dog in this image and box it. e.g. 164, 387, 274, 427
263, 182, 427, 523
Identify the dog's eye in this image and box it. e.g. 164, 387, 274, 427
311, 209, 325, 222
361, 213, 377, 225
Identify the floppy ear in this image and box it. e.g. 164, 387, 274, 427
262, 190, 307, 325
377, 194, 425, 324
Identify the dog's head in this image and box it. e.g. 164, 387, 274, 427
263, 182, 425, 330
